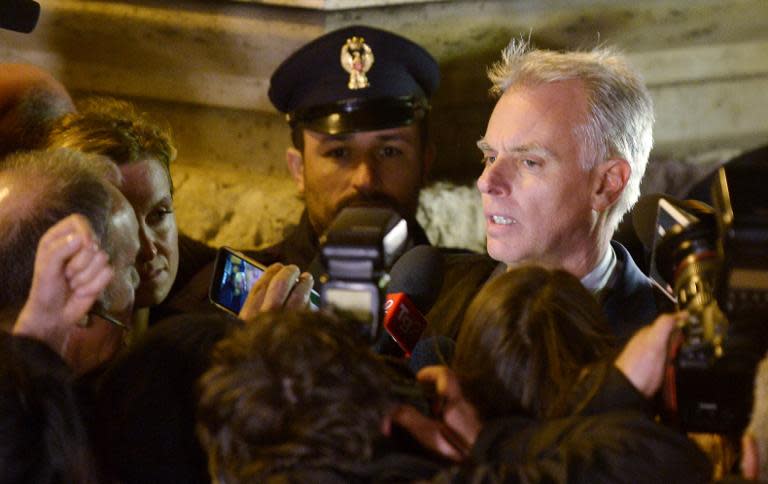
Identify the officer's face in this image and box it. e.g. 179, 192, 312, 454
290, 125, 430, 236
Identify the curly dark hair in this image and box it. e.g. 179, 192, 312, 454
197, 310, 397, 483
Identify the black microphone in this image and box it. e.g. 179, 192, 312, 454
374, 245, 444, 357
0, 0, 40, 34
408, 336, 455, 374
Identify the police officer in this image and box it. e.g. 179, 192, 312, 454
163, 25, 440, 312
257, 24, 440, 272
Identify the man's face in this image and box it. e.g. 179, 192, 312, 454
99, 187, 140, 324
291, 124, 430, 237
477, 80, 601, 271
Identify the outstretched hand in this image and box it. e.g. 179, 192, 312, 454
615, 311, 687, 398
14, 214, 113, 354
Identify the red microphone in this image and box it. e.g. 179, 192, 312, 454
383, 292, 428, 356
374, 245, 444, 357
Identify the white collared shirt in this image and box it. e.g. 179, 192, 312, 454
580, 245, 618, 294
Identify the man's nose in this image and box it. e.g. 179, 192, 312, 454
476, 162, 508, 197
351, 156, 377, 192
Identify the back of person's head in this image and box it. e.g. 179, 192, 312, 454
453, 266, 614, 420
197, 310, 397, 483
0, 148, 118, 323
0, 64, 75, 159
46, 97, 176, 192
92, 312, 238, 483
0, 332, 97, 483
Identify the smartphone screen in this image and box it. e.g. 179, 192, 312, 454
209, 248, 265, 315
209, 247, 321, 315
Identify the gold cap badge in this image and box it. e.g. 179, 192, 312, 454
340, 36, 374, 90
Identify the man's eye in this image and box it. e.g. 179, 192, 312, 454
522, 158, 539, 168
381, 146, 403, 157
482, 155, 496, 165
323, 147, 348, 158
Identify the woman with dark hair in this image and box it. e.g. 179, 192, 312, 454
395, 266, 615, 459
394, 267, 711, 483
452, 265, 614, 422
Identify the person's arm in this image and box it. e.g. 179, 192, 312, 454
614, 312, 685, 398
567, 312, 687, 416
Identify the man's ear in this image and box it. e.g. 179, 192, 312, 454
285, 147, 305, 194
591, 158, 630, 212
742, 432, 760, 479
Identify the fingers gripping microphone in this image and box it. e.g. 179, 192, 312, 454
376, 245, 444, 356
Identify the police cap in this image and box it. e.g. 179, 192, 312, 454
268, 25, 439, 136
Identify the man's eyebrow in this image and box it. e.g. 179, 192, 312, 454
317, 133, 351, 143
509, 144, 559, 161
375, 134, 408, 142
478, 141, 559, 161
476, 138, 492, 151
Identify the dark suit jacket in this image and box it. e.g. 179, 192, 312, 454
425, 241, 660, 345
600, 241, 662, 342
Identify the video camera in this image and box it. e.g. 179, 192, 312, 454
318, 206, 408, 343
648, 161, 768, 434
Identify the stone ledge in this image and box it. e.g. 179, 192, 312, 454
3, 1, 767, 111
241, 0, 443, 10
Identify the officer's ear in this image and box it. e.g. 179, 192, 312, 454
421, 140, 436, 183
591, 157, 629, 212
742, 432, 760, 479
286, 147, 305, 194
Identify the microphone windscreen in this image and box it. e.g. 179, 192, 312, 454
408, 336, 455, 374
387, 245, 444, 313
0, 0, 40, 33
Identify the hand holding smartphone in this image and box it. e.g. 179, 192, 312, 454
209, 247, 320, 316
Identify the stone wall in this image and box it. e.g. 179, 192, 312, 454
3, 0, 767, 252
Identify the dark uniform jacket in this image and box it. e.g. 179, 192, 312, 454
161, 210, 431, 315
425, 241, 660, 344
